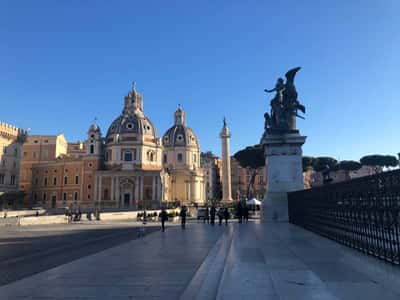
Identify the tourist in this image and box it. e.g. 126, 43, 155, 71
204, 206, 210, 224
237, 201, 243, 224
217, 207, 224, 226
223, 208, 230, 225
180, 206, 187, 230
160, 209, 168, 232
243, 205, 249, 223
210, 205, 216, 226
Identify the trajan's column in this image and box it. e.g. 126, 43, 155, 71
220, 118, 233, 202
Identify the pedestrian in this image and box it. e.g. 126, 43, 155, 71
210, 205, 216, 226
237, 201, 243, 224
223, 208, 230, 225
35, 211, 39, 217
160, 208, 168, 232
243, 205, 249, 223
204, 206, 210, 224
218, 207, 224, 226
180, 206, 187, 230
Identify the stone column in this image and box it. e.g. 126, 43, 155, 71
220, 119, 233, 202
115, 176, 120, 208
134, 176, 139, 209
261, 132, 306, 222
98, 175, 102, 207
140, 175, 144, 209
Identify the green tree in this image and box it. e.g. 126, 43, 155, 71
338, 160, 362, 171
234, 145, 264, 199
312, 157, 338, 172
360, 155, 398, 168
302, 156, 315, 171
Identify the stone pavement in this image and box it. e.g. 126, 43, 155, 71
1, 221, 400, 299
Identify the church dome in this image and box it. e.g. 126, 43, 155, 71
105, 84, 156, 142
162, 106, 199, 148
106, 115, 156, 138
89, 123, 100, 133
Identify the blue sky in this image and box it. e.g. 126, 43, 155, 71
1, 1, 399, 160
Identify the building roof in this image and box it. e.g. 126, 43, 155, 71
162, 106, 199, 148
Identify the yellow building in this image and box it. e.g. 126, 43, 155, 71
0, 122, 27, 208
162, 106, 205, 206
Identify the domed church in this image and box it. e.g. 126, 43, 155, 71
163, 106, 204, 204
93, 84, 205, 209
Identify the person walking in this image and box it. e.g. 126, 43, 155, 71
237, 201, 243, 224
160, 209, 168, 232
243, 205, 249, 223
210, 205, 216, 226
218, 207, 224, 226
180, 206, 187, 230
223, 208, 230, 225
204, 206, 210, 224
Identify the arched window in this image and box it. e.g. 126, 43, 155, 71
177, 153, 183, 162
64, 176, 68, 184
90, 144, 94, 154
163, 154, 167, 164
147, 151, 154, 162
74, 192, 78, 201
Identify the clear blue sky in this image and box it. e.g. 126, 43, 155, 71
1, 1, 399, 160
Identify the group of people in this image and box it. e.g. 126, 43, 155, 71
159, 201, 251, 233
65, 208, 101, 222
203, 206, 230, 226
65, 208, 82, 222
236, 201, 250, 224
159, 206, 188, 232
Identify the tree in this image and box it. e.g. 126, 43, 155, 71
360, 155, 398, 168
312, 157, 338, 172
338, 160, 362, 171
302, 156, 315, 171
234, 145, 264, 199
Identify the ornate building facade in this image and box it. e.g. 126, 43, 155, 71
163, 106, 204, 205
28, 85, 205, 209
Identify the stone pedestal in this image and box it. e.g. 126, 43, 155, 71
261, 132, 306, 222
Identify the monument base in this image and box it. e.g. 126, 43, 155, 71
261, 132, 306, 222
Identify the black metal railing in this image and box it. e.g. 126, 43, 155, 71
288, 169, 400, 264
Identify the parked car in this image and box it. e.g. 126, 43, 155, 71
197, 208, 209, 220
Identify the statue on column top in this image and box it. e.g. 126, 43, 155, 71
264, 67, 305, 134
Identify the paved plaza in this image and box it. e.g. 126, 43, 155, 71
0, 221, 400, 299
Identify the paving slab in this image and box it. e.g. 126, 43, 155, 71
1, 221, 400, 299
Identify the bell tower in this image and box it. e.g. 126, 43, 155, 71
86, 119, 102, 156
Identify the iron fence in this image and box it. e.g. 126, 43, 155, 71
288, 169, 400, 264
